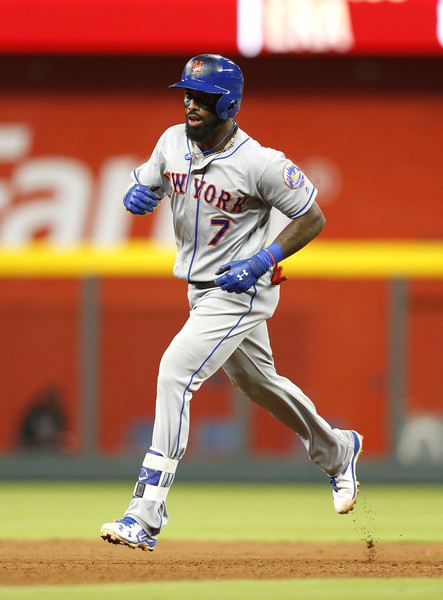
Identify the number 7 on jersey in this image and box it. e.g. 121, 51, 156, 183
209, 218, 231, 246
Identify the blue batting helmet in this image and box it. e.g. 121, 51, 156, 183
170, 54, 244, 120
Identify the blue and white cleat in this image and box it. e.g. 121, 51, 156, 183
100, 516, 157, 551
329, 431, 363, 514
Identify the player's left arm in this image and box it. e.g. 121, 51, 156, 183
272, 200, 325, 257
214, 202, 325, 294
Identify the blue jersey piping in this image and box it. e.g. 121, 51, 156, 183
186, 166, 206, 281
289, 186, 317, 218
211, 137, 251, 162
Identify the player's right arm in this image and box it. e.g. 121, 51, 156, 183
123, 183, 161, 215
123, 129, 170, 215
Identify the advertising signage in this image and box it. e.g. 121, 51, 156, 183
0, 0, 442, 56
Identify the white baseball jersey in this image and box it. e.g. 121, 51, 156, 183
132, 123, 317, 282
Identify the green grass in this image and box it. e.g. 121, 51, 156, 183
0, 579, 442, 600
1, 483, 442, 599
0, 482, 442, 543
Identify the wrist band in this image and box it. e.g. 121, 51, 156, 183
265, 242, 284, 264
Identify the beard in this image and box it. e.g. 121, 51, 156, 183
185, 115, 224, 143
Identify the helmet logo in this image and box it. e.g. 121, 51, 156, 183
191, 60, 204, 75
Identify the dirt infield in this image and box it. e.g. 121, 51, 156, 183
0, 540, 442, 585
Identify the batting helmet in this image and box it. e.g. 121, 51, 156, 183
170, 54, 244, 120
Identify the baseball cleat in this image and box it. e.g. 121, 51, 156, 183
100, 516, 157, 551
329, 431, 363, 514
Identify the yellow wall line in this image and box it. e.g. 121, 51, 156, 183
1, 241, 443, 278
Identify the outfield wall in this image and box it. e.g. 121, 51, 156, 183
1, 249, 442, 482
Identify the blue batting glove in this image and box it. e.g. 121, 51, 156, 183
123, 184, 161, 215
215, 250, 273, 294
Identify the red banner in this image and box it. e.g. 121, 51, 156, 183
0, 0, 442, 56
0, 0, 237, 54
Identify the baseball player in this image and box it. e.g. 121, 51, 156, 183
101, 54, 363, 551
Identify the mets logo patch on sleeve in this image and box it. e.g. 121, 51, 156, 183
283, 161, 305, 189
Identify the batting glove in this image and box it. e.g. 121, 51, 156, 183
123, 184, 161, 215
215, 248, 277, 294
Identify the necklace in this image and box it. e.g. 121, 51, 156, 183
189, 121, 237, 160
